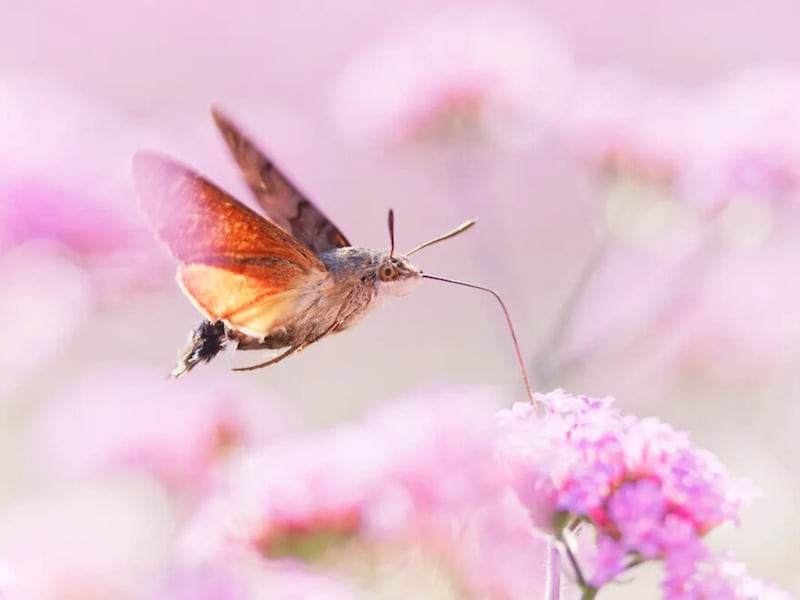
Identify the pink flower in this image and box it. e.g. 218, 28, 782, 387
664, 551, 791, 600
332, 5, 572, 149
0, 179, 138, 257
496, 390, 757, 586
679, 68, 800, 212
585, 535, 627, 587
0, 77, 171, 296
185, 428, 381, 560
559, 69, 697, 184
26, 363, 296, 494
364, 389, 504, 529
606, 478, 668, 557
448, 492, 548, 600
561, 68, 800, 215
183, 388, 500, 553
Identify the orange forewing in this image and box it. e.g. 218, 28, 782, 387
133, 152, 330, 332
179, 263, 327, 333
133, 151, 325, 270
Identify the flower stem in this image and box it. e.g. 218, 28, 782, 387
531, 235, 610, 386
545, 537, 561, 600
557, 529, 588, 589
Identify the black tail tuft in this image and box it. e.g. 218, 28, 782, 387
170, 320, 228, 378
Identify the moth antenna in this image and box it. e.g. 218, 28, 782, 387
422, 273, 536, 407
406, 220, 477, 256
388, 209, 396, 259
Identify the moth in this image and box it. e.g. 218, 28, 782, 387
134, 109, 533, 402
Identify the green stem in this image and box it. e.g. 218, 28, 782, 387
580, 585, 599, 600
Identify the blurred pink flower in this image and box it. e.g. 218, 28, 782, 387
560, 68, 800, 215
663, 550, 791, 600
0, 179, 138, 256
0, 479, 174, 600
496, 390, 757, 587
679, 68, 800, 213
559, 70, 697, 184
332, 5, 572, 149
26, 363, 296, 493
446, 492, 549, 600
0, 77, 170, 295
181, 388, 547, 598
185, 429, 379, 560
182, 388, 499, 552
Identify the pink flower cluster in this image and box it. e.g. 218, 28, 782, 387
495, 390, 760, 591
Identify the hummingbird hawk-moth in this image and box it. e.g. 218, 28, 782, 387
133, 109, 534, 402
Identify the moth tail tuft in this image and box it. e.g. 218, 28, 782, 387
169, 320, 228, 378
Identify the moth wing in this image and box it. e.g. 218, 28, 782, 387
179, 263, 328, 336
133, 151, 332, 335
133, 150, 327, 268
212, 108, 351, 255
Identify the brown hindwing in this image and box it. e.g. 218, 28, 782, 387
212, 108, 351, 254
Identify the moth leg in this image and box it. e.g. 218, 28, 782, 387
231, 324, 336, 372
170, 320, 229, 378
231, 343, 307, 372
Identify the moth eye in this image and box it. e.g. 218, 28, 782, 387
379, 263, 398, 282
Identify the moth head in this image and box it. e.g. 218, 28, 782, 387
375, 253, 422, 297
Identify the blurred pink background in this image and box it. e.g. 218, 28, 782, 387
2, 0, 800, 597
